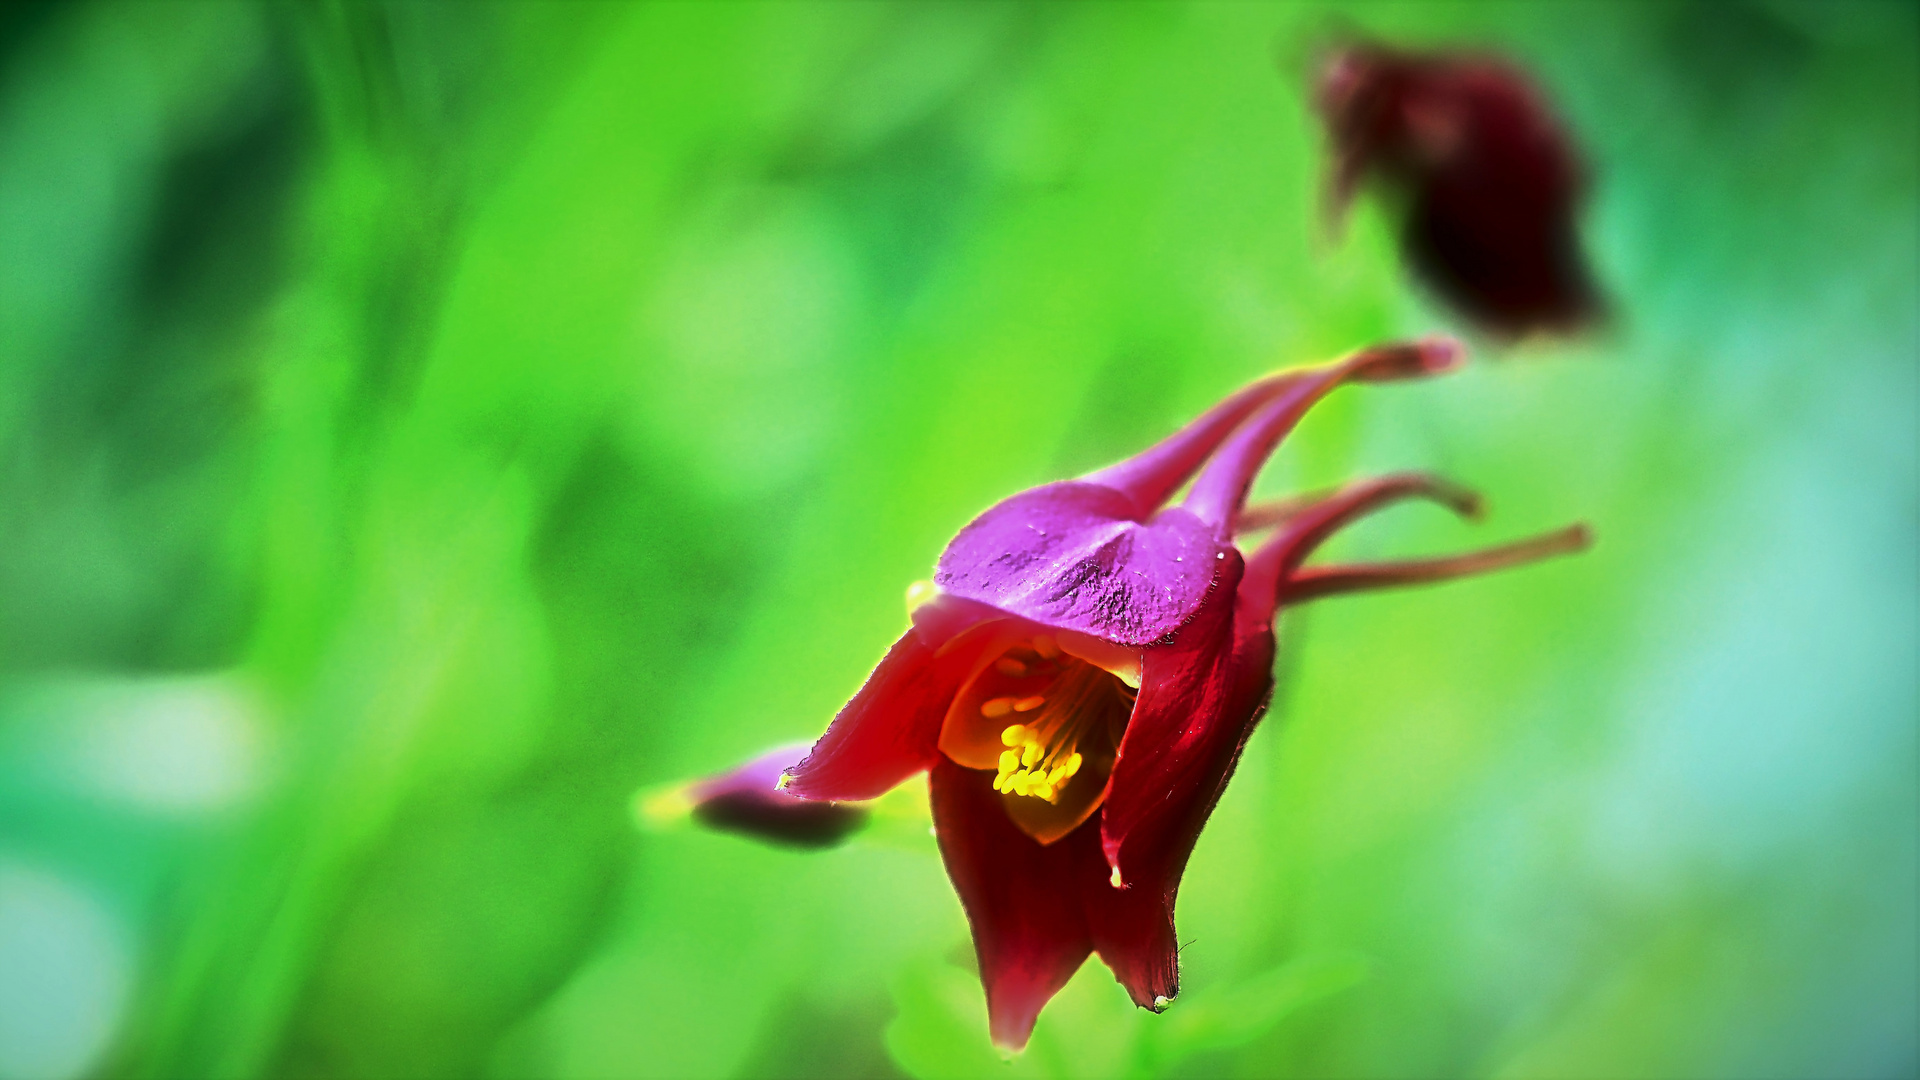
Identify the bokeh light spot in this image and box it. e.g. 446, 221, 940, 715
0, 861, 131, 1080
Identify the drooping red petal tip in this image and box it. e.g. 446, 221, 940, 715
930, 760, 1093, 1055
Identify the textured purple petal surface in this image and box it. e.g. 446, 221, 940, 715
934, 482, 1225, 647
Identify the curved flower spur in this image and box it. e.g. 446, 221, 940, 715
782, 338, 1589, 1050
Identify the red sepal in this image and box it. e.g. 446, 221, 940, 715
1076, 822, 1180, 1011
1100, 549, 1263, 878
930, 758, 1093, 1052
785, 622, 998, 802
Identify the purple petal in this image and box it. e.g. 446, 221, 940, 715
934, 482, 1225, 647
934, 344, 1455, 646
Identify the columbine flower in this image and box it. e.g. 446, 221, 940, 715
783, 339, 1588, 1050
1316, 42, 1603, 338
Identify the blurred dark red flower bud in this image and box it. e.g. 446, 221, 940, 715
1317, 42, 1604, 338
686, 744, 870, 848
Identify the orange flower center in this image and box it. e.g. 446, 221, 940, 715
938, 634, 1137, 844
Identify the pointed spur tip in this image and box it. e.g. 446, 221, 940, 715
1350, 335, 1467, 383
1429, 477, 1484, 520
1529, 521, 1594, 557
1420, 335, 1467, 371
1402, 334, 1466, 374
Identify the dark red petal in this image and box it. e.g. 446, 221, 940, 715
1070, 818, 1178, 1011
930, 758, 1093, 1052
687, 743, 870, 848
1099, 549, 1275, 882
1182, 340, 1461, 531
784, 623, 998, 802
690, 788, 870, 848
1086, 602, 1278, 1010
1282, 523, 1591, 604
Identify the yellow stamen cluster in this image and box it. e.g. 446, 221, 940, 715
970, 634, 1117, 805
992, 722, 1083, 802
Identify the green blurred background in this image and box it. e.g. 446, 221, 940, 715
0, 2, 1913, 1078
